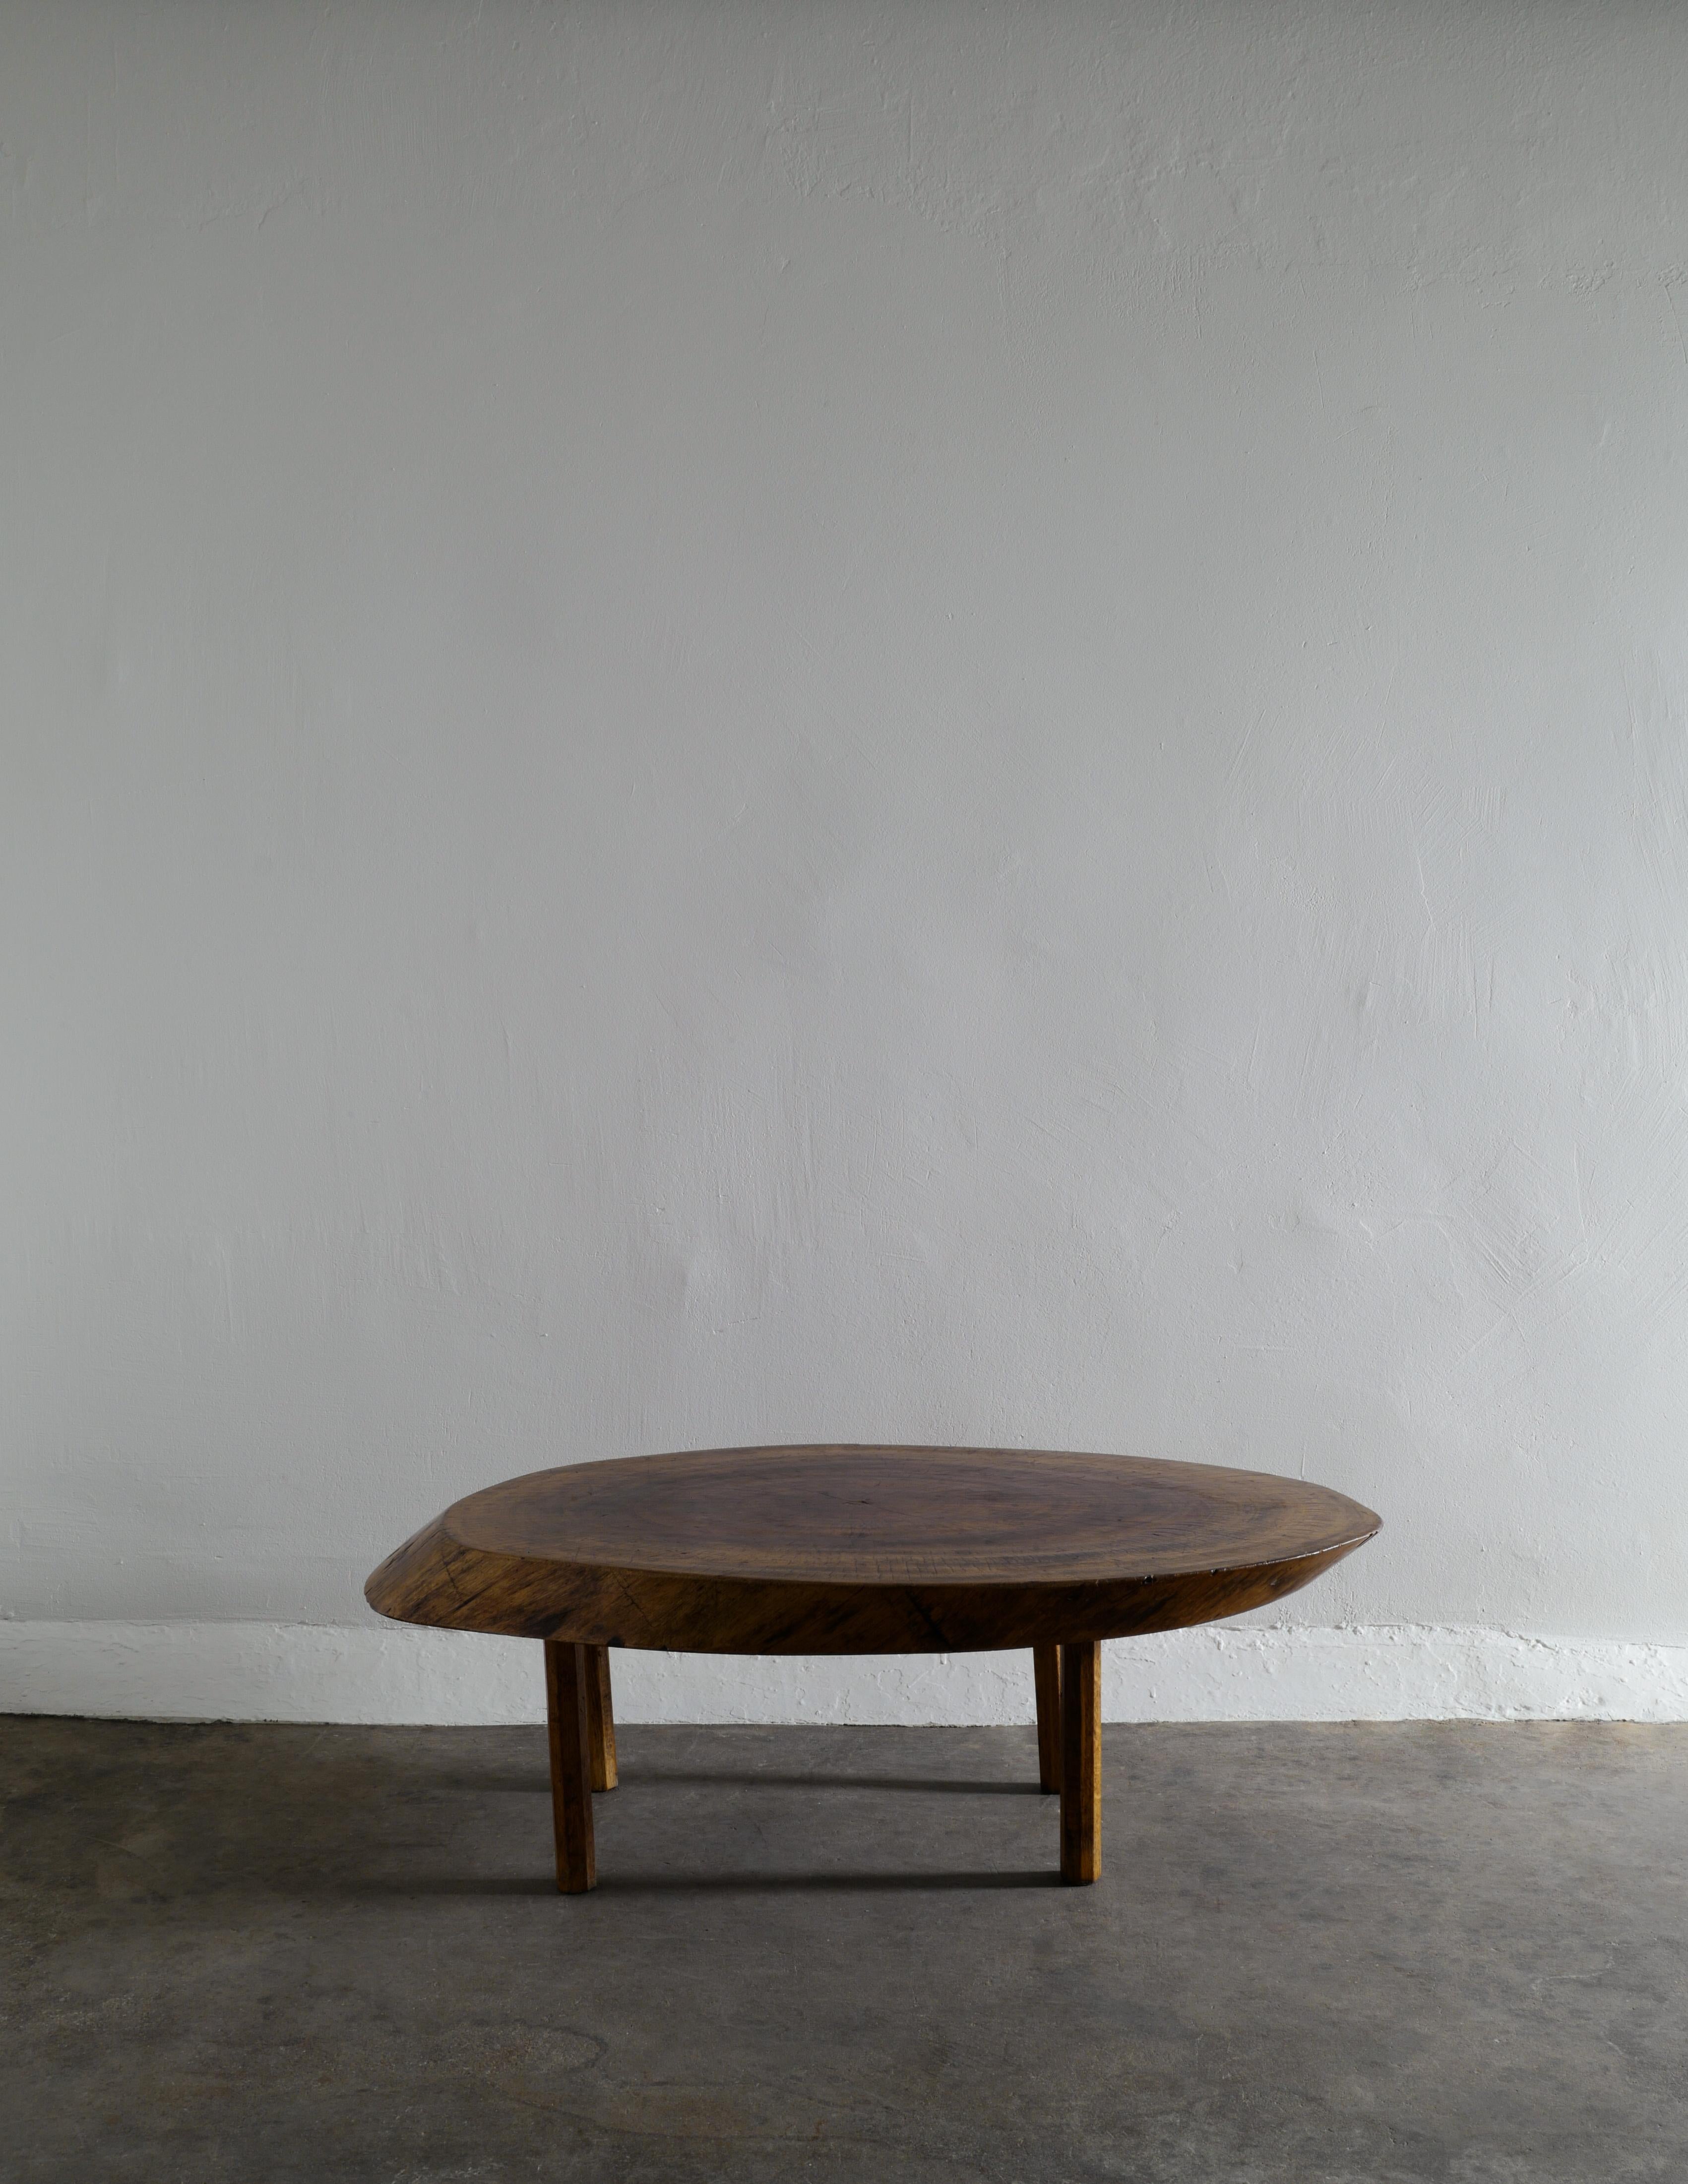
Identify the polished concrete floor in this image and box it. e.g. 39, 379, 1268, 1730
2, 1715, 1684, 2182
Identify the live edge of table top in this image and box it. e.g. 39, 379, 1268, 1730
365, 1444, 1380, 1655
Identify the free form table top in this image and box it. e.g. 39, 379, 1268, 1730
366, 1445, 1379, 1654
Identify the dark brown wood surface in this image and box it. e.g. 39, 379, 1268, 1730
585, 1643, 618, 1793
367, 1445, 1379, 1654
544, 1640, 596, 1892
1059, 1639, 1102, 1883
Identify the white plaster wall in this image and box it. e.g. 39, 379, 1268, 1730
4, 0, 1688, 1723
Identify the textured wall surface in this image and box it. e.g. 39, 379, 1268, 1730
4, 1, 1688, 1720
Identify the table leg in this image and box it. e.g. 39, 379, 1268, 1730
545, 1640, 596, 1893
1033, 1642, 1063, 1793
1059, 1639, 1101, 1884
585, 1644, 618, 1792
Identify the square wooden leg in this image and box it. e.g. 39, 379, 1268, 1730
545, 1640, 596, 1893
1059, 1639, 1101, 1884
1033, 1642, 1063, 1794
585, 1643, 618, 1792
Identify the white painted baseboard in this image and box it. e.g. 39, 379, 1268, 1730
3, 1619, 1687, 1725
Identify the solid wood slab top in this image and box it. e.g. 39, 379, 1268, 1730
367, 1446, 1380, 1655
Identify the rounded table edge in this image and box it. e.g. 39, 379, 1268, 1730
364, 1512, 1379, 1653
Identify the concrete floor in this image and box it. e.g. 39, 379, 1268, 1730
2, 1717, 1684, 2183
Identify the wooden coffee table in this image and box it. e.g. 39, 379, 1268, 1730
365, 1445, 1378, 1891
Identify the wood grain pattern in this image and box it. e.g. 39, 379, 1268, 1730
544, 1640, 595, 1893
372, 1448, 1378, 1893
1033, 1641, 1063, 1795
585, 1643, 617, 1793
1059, 1638, 1102, 1884
366, 1445, 1379, 1655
